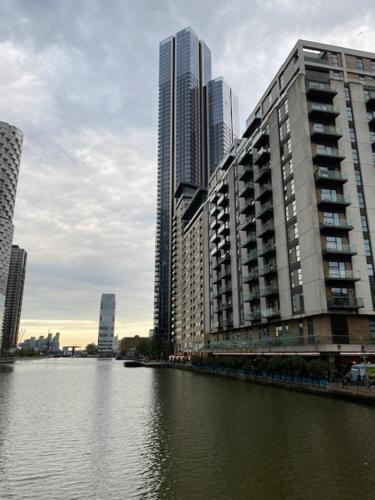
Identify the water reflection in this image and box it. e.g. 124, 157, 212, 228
0, 360, 374, 500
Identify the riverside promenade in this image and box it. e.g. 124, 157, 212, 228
174, 364, 375, 406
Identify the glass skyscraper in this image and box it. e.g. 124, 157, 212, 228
154, 27, 237, 341
97, 293, 116, 358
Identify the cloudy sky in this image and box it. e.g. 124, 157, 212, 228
0, 0, 374, 347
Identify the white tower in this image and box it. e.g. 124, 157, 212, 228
97, 294, 116, 358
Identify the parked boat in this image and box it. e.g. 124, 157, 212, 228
123, 360, 142, 367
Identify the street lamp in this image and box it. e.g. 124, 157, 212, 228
361, 345, 368, 386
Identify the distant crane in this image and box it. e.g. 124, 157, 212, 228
18, 328, 26, 345
63, 345, 81, 357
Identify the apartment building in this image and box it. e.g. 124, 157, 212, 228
206, 40, 375, 355
172, 184, 209, 354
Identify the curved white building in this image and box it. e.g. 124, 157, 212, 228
0, 122, 23, 351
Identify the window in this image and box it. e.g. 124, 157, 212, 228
355, 170, 362, 185
364, 239, 372, 257
326, 236, 343, 250
358, 192, 365, 208
291, 268, 303, 288
280, 74, 285, 89
369, 318, 375, 343
356, 57, 364, 71
349, 128, 356, 142
328, 261, 346, 278
358, 76, 365, 85
352, 149, 359, 164
287, 221, 299, 241
292, 292, 304, 314
361, 215, 368, 232
332, 53, 339, 66
286, 118, 290, 134
299, 322, 304, 336
321, 188, 337, 201
346, 107, 353, 121
371, 61, 375, 73
331, 287, 348, 296
344, 87, 350, 100
368, 264, 374, 277
275, 325, 283, 337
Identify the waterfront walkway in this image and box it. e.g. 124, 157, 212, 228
174, 364, 375, 406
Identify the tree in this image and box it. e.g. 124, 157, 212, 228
86, 343, 98, 355
136, 338, 151, 356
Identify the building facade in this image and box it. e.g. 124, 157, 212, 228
204, 40, 375, 356
0, 122, 23, 351
1, 245, 27, 354
97, 293, 116, 357
154, 27, 237, 343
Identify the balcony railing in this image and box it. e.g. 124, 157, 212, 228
259, 263, 277, 276
263, 307, 280, 319
256, 183, 272, 202
258, 220, 275, 238
322, 243, 357, 256
327, 296, 364, 309
308, 102, 340, 118
243, 270, 259, 282
217, 208, 230, 221
218, 223, 230, 236
319, 218, 354, 231
259, 240, 276, 257
238, 164, 253, 182
306, 81, 337, 98
255, 164, 271, 184
310, 123, 342, 140
324, 270, 360, 281
243, 250, 258, 266
261, 285, 279, 297
241, 215, 256, 232
317, 192, 351, 207
243, 290, 260, 302
315, 168, 347, 183
239, 181, 255, 198
244, 311, 262, 322
253, 127, 269, 150
312, 145, 345, 163
254, 146, 271, 166
257, 200, 273, 219
218, 238, 230, 250
367, 111, 375, 126
241, 232, 257, 248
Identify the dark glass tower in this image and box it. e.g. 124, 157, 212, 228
154, 27, 237, 341
1, 245, 27, 355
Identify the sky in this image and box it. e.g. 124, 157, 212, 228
0, 0, 375, 348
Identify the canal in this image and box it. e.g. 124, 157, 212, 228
0, 358, 375, 499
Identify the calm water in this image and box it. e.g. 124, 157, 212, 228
0, 359, 375, 500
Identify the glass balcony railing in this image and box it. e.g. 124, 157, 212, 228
315, 168, 347, 183
306, 81, 337, 95
310, 123, 342, 138
324, 270, 360, 281
317, 192, 351, 206
312, 145, 345, 161
255, 164, 271, 184
260, 285, 279, 296
322, 243, 357, 255
319, 217, 354, 230
327, 296, 364, 309
308, 102, 339, 117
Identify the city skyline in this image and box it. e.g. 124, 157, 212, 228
1, 1, 375, 347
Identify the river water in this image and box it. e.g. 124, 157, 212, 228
0, 359, 375, 499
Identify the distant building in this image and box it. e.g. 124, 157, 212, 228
0, 122, 23, 351
19, 332, 60, 353
97, 294, 116, 357
1, 245, 27, 355
119, 335, 146, 357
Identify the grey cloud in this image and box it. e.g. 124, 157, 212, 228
0, 0, 374, 339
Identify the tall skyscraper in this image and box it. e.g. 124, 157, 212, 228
97, 293, 116, 358
1, 245, 27, 355
0, 122, 23, 352
154, 27, 237, 342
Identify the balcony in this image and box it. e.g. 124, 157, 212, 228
210, 232, 220, 244
210, 204, 220, 217
306, 81, 337, 100
319, 218, 354, 232
220, 284, 232, 295
243, 269, 259, 283
310, 123, 342, 141
256, 183, 272, 202
315, 168, 347, 184
263, 307, 280, 319
217, 208, 230, 221
254, 146, 271, 166
244, 311, 262, 322
240, 216, 256, 232
257, 200, 273, 219
365, 91, 375, 110
312, 145, 345, 164
221, 151, 235, 171
218, 300, 232, 311
261, 285, 279, 297
259, 240, 276, 257
317, 192, 351, 208
210, 219, 220, 231
221, 319, 233, 329
218, 238, 230, 250
217, 194, 229, 207
241, 232, 257, 248
243, 290, 260, 302
217, 180, 228, 194
210, 246, 219, 257
243, 115, 261, 138
324, 270, 360, 282
239, 181, 255, 198
259, 263, 277, 276
238, 149, 252, 166
367, 111, 375, 128
253, 127, 269, 149
258, 220, 275, 238
322, 243, 357, 256
243, 250, 258, 266
218, 222, 230, 236
240, 200, 256, 215
238, 164, 253, 182
308, 102, 340, 119
327, 296, 364, 310
255, 164, 271, 184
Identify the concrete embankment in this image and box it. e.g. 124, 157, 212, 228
173, 364, 375, 406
